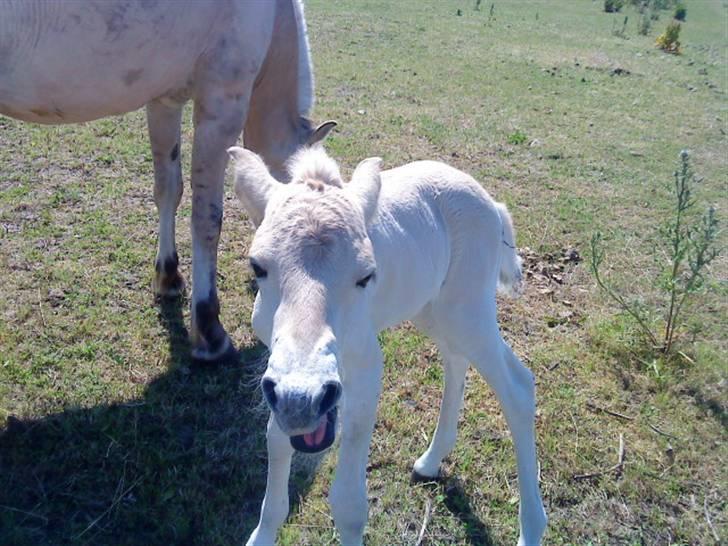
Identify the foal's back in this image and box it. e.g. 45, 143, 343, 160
368, 160, 503, 331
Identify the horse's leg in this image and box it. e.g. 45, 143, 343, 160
188, 89, 249, 362
147, 101, 185, 298
329, 340, 383, 546
246, 414, 294, 546
412, 341, 468, 479
446, 298, 547, 546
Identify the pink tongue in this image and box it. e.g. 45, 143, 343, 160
303, 415, 327, 448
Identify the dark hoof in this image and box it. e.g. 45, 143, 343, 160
411, 469, 441, 485
153, 271, 186, 299
191, 337, 238, 366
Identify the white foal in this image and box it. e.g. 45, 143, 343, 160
228, 146, 547, 546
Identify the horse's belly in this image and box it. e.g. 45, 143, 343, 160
0, 0, 226, 123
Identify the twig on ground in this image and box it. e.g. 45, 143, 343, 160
616, 433, 625, 476
647, 421, 681, 441
415, 498, 432, 546
37, 287, 46, 328
704, 495, 720, 542
586, 401, 635, 421
0, 504, 49, 524
75, 475, 142, 539
573, 433, 626, 481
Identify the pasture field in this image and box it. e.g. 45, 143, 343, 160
1, 1, 726, 544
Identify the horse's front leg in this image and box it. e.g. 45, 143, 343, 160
246, 414, 294, 546
330, 341, 383, 545
189, 90, 248, 362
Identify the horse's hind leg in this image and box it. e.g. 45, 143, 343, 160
411, 338, 468, 479
439, 299, 547, 545
147, 101, 184, 298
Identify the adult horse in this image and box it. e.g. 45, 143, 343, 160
0, 0, 334, 362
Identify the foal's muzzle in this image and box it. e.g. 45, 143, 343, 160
261, 375, 342, 453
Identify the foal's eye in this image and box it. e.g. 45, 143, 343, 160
356, 272, 375, 288
250, 260, 267, 279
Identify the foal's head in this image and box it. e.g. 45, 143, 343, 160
228, 146, 381, 453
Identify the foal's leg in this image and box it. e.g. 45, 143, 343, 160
330, 341, 384, 545
246, 414, 294, 546
454, 300, 547, 546
188, 89, 249, 361
412, 344, 468, 479
147, 101, 184, 298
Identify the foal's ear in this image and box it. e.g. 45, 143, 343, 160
307, 120, 337, 146
346, 157, 382, 223
227, 147, 281, 227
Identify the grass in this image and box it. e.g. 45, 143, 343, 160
1, 0, 726, 544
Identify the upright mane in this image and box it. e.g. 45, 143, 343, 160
287, 147, 344, 188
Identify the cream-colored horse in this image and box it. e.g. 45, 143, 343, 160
0, 0, 333, 361
229, 146, 547, 545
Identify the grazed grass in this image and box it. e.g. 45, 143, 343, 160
1, 1, 726, 545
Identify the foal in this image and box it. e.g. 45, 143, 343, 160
228, 146, 547, 546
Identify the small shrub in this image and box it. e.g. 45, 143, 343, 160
507, 130, 527, 145
656, 21, 681, 53
590, 151, 721, 357
604, 0, 625, 12
638, 13, 652, 35
674, 3, 686, 20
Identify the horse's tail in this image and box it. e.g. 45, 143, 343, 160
494, 201, 522, 296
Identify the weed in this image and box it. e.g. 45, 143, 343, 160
612, 15, 630, 38
638, 13, 652, 35
604, 0, 625, 13
507, 130, 527, 145
590, 151, 721, 357
656, 20, 681, 53
652, 0, 678, 9
673, 2, 686, 21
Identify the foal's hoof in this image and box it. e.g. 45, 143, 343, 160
410, 469, 441, 485
153, 271, 186, 299
190, 335, 238, 366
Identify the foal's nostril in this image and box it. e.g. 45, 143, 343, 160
261, 377, 278, 410
317, 380, 342, 416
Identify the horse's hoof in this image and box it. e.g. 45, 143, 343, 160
153, 270, 186, 299
191, 335, 238, 366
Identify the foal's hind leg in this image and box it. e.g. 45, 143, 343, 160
449, 300, 547, 546
412, 341, 468, 479
147, 101, 185, 298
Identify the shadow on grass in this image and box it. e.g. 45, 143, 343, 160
0, 298, 320, 546
442, 477, 496, 546
417, 475, 496, 546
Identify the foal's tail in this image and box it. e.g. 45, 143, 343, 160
494, 201, 523, 296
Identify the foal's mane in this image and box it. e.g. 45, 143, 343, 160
286, 146, 344, 189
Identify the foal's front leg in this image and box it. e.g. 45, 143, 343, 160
330, 341, 383, 545
246, 414, 294, 546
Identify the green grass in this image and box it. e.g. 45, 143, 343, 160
1, 0, 726, 544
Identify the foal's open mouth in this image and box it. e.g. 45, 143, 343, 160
290, 407, 337, 453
